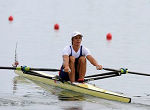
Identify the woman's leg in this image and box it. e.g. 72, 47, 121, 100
77, 56, 86, 80
69, 56, 76, 82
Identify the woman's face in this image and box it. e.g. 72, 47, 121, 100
72, 35, 82, 46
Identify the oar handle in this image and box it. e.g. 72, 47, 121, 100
103, 68, 118, 71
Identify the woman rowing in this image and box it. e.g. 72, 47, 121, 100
59, 31, 103, 83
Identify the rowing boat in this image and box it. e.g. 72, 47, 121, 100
14, 69, 131, 103
14, 70, 131, 103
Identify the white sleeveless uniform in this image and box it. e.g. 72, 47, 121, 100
62, 45, 91, 58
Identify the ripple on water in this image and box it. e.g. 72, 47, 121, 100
0, 92, 58, 107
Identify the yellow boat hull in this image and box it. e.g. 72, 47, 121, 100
14, 70, 131, 103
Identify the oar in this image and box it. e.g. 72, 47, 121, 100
103, 68, 150, 76
0, 66, 61, 72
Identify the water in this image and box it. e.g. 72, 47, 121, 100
0, 0, 150, 109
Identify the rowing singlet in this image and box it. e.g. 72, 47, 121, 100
59, 45, 90, 81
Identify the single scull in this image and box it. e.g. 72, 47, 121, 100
14, 69, 131, 103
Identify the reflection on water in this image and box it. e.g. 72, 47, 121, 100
12, 76, 32, 94
12, 76, 84, 110
13, 76, 86, 101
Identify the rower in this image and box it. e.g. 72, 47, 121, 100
59, 31, 103, 83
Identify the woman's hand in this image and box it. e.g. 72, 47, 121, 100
64, 66, 71, 73
96, 65, 103, 70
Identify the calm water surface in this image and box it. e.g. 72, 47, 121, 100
0, 0, 150, 110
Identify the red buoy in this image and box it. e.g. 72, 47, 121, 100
106, 33, 112, 40
54, 24, 59, 30
8, 16, 13, 21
